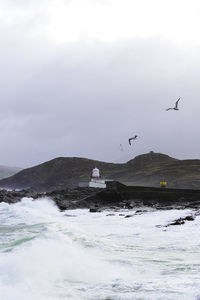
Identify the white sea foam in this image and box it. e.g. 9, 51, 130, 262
0, 198, 200, 299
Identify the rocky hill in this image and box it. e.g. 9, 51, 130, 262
0, 151, 200, 191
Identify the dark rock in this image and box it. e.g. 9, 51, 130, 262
125, 214, 134, 218
89, 208, 101, 213
164, 214, 196, 227
126, 203, 135, 209
169, 219, 185, 226
135, 210, 148, 214
185, 215, 195, 221
106, 213, 115, 216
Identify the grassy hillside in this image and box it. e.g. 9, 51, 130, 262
0, 151, 200, 191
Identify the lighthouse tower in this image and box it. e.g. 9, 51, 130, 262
91, 167, 100, 179
89, 167, 106, 188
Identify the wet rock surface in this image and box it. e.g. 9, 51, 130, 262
164, 214, 196, 227
0, 189, 39, 204
1, 183, 200, 216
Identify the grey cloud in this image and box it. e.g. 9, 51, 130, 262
0, 12, 200, 167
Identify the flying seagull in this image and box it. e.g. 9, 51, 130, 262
166, 98, 181, 111
128, 135, 138, 145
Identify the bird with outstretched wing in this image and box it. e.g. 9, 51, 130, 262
166, 98, 181, 111
128, 135, 138, 145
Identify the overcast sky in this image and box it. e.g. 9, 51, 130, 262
1, 0, 200, 167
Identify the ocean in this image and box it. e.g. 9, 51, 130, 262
0, 197, 200, 300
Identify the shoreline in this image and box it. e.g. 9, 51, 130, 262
1, 181, 200, 212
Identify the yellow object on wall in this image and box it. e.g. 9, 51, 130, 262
160, 181, 167, 188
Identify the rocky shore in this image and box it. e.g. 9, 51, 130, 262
1, 183, 200, 227
1, 181, 200, 211
1, 182, 200, 226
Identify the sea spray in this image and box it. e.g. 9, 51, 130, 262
0, 198, 200, 299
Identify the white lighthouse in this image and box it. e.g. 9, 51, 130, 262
89, 167, 106, 188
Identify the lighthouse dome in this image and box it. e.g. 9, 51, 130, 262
92, 167, 100, 178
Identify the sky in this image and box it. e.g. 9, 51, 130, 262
1, 0, 200, 167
